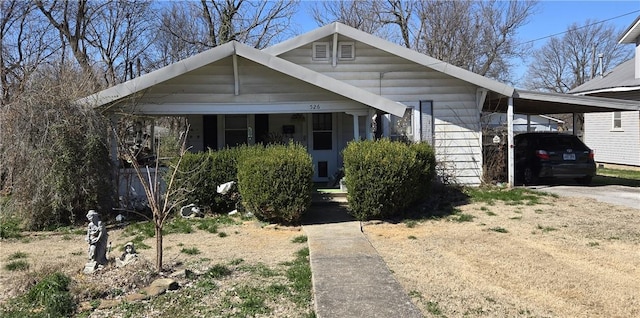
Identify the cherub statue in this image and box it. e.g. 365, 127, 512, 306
85, 210, 108, 265
116, 242, 138, 267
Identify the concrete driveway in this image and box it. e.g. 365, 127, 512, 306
529, 184, 640, 209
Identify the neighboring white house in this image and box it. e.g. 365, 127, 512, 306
80, 22, 640, 187
483, 113, 564, 133
570, 16, 640, 168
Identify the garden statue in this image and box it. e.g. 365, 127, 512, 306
84, 210, 108, 273
116, 242, 138, 267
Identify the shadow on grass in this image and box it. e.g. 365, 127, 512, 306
592, 175, 640, 187
389, 184, 471, 223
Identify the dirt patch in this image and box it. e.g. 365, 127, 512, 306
364, 195, 640, 317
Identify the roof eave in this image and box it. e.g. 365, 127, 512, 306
516, 89, 640, 111
77, 42, 237, 107
619, 16, 640, 44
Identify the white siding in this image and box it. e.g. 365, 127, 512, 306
277, 37, 483, 184
135, 56, 350, 107
585, 111, 640, 166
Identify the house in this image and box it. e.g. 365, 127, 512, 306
80, 22, 640, 189
570, 16, 640, 168
484, 113, 564, 133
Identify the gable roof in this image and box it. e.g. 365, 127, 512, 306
619, 15, 640, 44
569, 59, 640, 94
264, 22, 515, 97
78, 40, 407, 117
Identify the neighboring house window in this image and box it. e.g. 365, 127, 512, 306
390, 108, 413, 142
338, 42, 355, 60
612, 111, 622, 129
312, 42, 330, 61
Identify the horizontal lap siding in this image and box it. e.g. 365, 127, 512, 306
279, 38, 483, 185
138, 56, 346, 104
585, 112, 640, 166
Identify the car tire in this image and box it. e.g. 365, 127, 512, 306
523, 167, 538, 185
576, 176, 592, 185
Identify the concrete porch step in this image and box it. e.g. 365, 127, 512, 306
312, 191, 348, 205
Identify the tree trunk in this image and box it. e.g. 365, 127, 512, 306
155, 223, 163, 271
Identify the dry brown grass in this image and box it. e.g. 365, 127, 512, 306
0, 219, 303, 309
364, 195, 640, 317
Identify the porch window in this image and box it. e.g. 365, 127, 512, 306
390, 108, 413, 141
225, 114, 248, 147
612, 111, 622, 130
312, 113, 332, 150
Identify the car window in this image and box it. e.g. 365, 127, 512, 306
539, 135, 585, 149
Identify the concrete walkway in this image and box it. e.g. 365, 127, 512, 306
303, 206, 423, 318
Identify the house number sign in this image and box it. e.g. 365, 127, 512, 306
309, 104, 321, 110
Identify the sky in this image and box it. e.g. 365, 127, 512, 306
293, 0, 640, 86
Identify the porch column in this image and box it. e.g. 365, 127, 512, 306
352, 114, 360, 141
573, 113, 584, 140
507, 97, 514, 188
367, 108, 376, 140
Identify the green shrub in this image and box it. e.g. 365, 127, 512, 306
0, 217, 22, 239
170, 147, 243, 214
25, 272, 75, 317
342, 139, 436, 220
237, 143, 312, 224
410, 142, 437, 196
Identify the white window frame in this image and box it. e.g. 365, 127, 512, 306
385, 104, 419, 142
338, 42, 355, 60
612, 111, 623, 131
312, 42, 330, 61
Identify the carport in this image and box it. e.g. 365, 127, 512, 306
484, 89, 640, 187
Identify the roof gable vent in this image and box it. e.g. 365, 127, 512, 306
338, 42, 355, 60
312, 42, 330, 61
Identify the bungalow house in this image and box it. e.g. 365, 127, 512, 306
80, 22, 640, 190
570, 16, 640, 168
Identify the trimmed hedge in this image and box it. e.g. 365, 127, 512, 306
171, 147, 242, 213
236, 143, 313, 224
342, 139, 436, 220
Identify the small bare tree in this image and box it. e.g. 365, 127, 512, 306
117, 124, 190, 271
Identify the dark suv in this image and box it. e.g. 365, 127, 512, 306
514, 132, 596, 185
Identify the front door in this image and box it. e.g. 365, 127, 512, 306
308, 113, 337, 182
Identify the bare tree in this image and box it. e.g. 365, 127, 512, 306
1, 0, 59, 104
415, 0, 537, 82
34, 0, 102, 87
118, 123, 190, 271
378, 0, 414, 48
311, 0, 384, 35
160, 0, 298, 51
525, 19, 632, 93
85, 0, 156, 85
